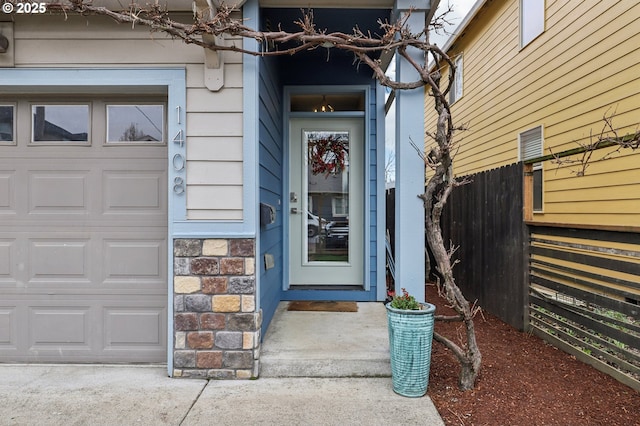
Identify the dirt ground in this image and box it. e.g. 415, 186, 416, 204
425, 285, 640, 426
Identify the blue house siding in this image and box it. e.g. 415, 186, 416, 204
258, 55, 284, 335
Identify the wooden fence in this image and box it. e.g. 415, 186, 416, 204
386, 163, 528, 330
439, 163, 528, 330
528, 224, 640, 391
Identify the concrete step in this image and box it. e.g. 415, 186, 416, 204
259, 302, 391, 378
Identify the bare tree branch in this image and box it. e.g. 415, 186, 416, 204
546, 109, 640, 176
42, 0, 455, 92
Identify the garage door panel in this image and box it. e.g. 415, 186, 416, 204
103, 171, 165, 212
103, 239, 165, 282
0, 240, 15, 280
29, 239, 90, 283
29, 306, 91, 349
0, 171, 15, 212
104, 306, 165, 347
29, 171, 90, 214
0, 307, 17, 348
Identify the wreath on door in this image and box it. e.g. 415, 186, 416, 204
307, 133, 349, 176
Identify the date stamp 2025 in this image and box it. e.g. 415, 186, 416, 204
2, 1, 48, 14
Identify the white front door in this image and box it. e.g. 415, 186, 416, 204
288, 117, 364, 286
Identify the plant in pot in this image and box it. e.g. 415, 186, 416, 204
386, 288, 436, 398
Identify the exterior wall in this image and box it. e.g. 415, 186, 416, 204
173, 238, 260, 378
426, 0, 640, 228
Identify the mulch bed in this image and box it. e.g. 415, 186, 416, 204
425, 284, 640, 426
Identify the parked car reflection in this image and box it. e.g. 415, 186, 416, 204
307, 212, 327, 238
325, 220, 349, 248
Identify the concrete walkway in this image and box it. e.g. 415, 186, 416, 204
0, 365, 444, 425
0, 302, 443, 425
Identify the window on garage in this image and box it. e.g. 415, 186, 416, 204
31, 104, 90, 144
106, 104, 165, 144
0, 104, 15, 143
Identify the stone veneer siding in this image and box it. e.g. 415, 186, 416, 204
173, 238, 261, 379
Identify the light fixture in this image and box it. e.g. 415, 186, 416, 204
313, 95, 334, 113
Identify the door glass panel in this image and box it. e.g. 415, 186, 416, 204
31, 105, 89, 144
305, 130, 350, 263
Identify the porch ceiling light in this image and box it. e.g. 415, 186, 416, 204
313, 95, 334, 113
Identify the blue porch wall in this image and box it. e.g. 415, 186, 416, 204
258, 54, 285, 334
258, 8, 390, 334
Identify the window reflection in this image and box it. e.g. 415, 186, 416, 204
107, 105, 164, 143
32, 105, 89, 142
306, 131, 350, 263
0, 105, 14, 143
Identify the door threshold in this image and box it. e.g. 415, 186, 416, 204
288, 285, 365, 291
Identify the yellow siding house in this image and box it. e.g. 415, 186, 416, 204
427, 0, 640, 229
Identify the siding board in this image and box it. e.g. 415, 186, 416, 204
186, 113, 243, 137
186, 186, 243, 210
187, 137, 243, 162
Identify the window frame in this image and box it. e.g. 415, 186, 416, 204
519, 125, 544, 212
520, 0, 545, 48
30, 103, 91, 146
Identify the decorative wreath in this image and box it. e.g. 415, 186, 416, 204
307, 133, 349, 176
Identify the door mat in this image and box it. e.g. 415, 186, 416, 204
287, 301, 358, 312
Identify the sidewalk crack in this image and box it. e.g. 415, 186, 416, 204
179, 379, 209, 425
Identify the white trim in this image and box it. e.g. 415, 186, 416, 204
518, 125, 544, 212
283, 85, 372, 291
376, 81, 387, 301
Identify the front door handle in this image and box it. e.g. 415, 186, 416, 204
290, 207, 299, 214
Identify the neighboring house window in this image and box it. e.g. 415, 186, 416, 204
449, 54, 463, 104
520, 126, 543, 212
521, 0, 545, 47
332, 195, 348, 217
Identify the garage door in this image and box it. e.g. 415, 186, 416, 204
0, 98, 168, 362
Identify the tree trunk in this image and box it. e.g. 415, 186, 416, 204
421, 103, 482, 390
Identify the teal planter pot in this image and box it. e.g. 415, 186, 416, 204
386, 302, 436, 397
